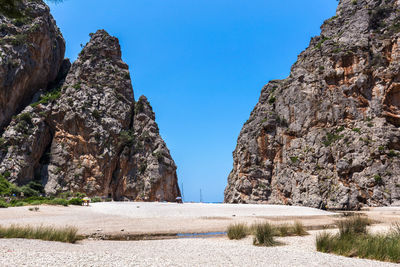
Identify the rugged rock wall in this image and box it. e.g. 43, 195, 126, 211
113, 96, 181, 201
0, 0, 65, 130
225, 0, 400, 210
0, 2, 180, 201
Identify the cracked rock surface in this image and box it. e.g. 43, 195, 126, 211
225, 0, 400, 210
0, 1, 180, 201
0, 0, 65, 130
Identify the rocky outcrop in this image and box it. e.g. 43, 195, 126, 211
0, 24, 180, 200
0, 0, 65, 130
225, 0, 400, 210
112, 96, 181, 201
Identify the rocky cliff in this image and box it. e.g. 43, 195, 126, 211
0, 0, 65, 130
225, 0, 400, 210
0, 1, 180, 201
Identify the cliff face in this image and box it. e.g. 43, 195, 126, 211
0, 0, 65, 130
113, 96, 181, 201
0, 3, 180, 201
225, 0, 400, 210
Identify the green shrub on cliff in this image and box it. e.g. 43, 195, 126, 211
0, 0, 23, 18
119, 130, 135, 146
0, 0, 65, 19
30, 87, 61, 107
20, 181, 44, 197
0, 174, 20, 196
0, 199, 9, 208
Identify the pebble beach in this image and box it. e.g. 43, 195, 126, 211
1, 203, 400, 266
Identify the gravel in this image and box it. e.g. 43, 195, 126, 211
0, 230, 396, 267
0, 203, 397, 266
0, 203, 338, 235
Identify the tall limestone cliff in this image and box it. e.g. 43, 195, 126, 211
0, 1, 180, 201
225, 0, 400, 210
0, 0, 65, 130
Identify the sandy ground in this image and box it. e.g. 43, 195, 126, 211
361, 206, 400, 225
0, 228, 397, 267
1, 203, 400, 266
90, 202, 336, 218
0, 202, 338, 235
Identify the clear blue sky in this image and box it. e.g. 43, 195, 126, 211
46, 0, 338, 203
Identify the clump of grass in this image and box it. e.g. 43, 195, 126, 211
28, 207, 39, 212
230, 221, 309, 245
316, 231, 400, 263
253, 222, 279, 246
227, 223, 248, 240
391, 222, 400, 236
0, 225, 80, 243
316, 216, 400, 263
271, 221, 308, 237
292, 221, 308, 236
275, 224, 290, 237
337, 215, 369, 236
316, 231, 333, 252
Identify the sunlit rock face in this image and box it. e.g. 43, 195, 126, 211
225, 0, 400, 210
0, 2, 180, 202
0, 0, 65, 130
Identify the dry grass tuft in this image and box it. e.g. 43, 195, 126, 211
0, 225, 80, 243
316, 216, 400, 263
227, 223, 248, 240
253, 222, 278, 247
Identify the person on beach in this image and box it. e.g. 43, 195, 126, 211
83, 197, 91, 206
